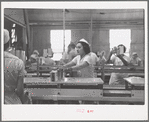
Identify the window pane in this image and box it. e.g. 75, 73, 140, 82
50, 30, 71, 60
110, 29, 131, 56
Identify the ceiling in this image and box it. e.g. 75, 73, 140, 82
4, 8, 144, 28
26, 9, 144, 25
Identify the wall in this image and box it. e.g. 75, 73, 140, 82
92, 30, 110, 58
31, 26, 145, 61
4, 8, 25, 26
71, 29, 110, 58
4, 9, 28, 61
130, 28, 144, 61
31, 27, 51, 56
4, 9, 145, 61
71, 30, 90, 44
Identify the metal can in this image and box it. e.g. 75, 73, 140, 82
57, 69, 61, 80
40, 58, 42, 65
50, 70, 58, 82
55, 70, 58, 81
50, 70, 55, 81
60, 68, 64, 80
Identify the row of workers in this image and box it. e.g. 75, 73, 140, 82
61, 40, 142, 85
4, 29, 142, 104
28, 41, 141, 69
28, 39, 141, 82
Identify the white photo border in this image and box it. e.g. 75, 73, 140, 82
1, 1, 148, 121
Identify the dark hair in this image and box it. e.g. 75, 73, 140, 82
118, 44, 126, 53
68, 43, 76, 49
4, 41, 10, 51
78, 41, 90, 54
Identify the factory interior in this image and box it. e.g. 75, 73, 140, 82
4, 8, 146, 105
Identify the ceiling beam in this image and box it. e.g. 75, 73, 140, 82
23, 9, 31, 56
29, 19, 143, 26
4, 15, 26, 28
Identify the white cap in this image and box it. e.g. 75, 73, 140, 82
79, 38, 89, 45
33, 50, 39, 55
30, 54, 37, 60
132, 52, 138, 56
4, 29, 10, 44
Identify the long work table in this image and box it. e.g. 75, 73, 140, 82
95, 65, 144, 81
24, 76, 145, 104
26, 64, 144, 75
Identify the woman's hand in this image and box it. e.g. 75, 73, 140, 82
22, 92, 32, 104
111, 47, 117, 54
64, 67, 73, 73
116, 54, 124, 58
116, 54, 129, 66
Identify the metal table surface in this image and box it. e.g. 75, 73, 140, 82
124, 77, 145, 86
23, 77, 144, 104
24, 77, 104, 85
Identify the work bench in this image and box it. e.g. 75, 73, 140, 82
96, 65, 144, 81
24, 76, 144, 104
24, 64, 145, 104
25, 64, 144, 78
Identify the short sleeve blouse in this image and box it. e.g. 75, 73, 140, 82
72, 54, 94, 78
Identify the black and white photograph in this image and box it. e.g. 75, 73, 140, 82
1, 1, 148, 121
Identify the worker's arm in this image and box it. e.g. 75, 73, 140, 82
15, 61, 30, 104
63, 61, 76, 69
138, 59, 142, 66
16, 75, 27, 104
117, 54, 130, 66
71, 61, 89, 71
106, 50, 114, 64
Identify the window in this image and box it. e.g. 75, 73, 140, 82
109, 29, 131, 56
50, 30, 71, 60
11, 24, 17, 44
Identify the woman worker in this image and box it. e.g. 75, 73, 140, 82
62, 39, 96, 78
130, 52, 142, 66
4, 29, 30, 104
96, 50, 107, 65
33, 50, 39, 57
106, 44, 130, 85
60, 43, 77, 64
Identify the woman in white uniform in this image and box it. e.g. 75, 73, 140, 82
106, 44, 130, 85
63, 39, 95, 78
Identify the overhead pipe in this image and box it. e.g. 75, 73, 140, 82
23, 9, 31, 59
4, 15, 26, 28
89, 10, 93, 51
63, 9, 65, 53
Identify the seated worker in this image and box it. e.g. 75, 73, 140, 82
4, 29, 30, 104
89, 52, 101, 77
30, 54, 37, 63
90, 52, 100, 66
67, 43, 77, 61
62, 39, 95, 78
60, 43, 77, 64
33, 50, 39, 57
47, 47, 54, 58
130, 52, 142, 66
96, 50, 107, 65
42, 55, 55, 66
26, 50, 39, 65
106, 44, 130, 85
60, 51, 69, 64
27, 54, 55, 66
26, 54, 38, 65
